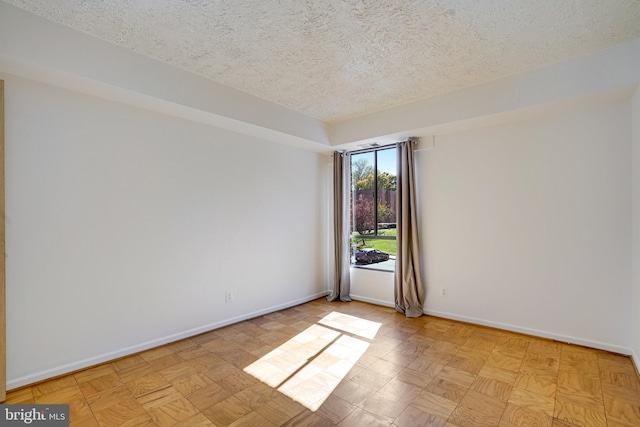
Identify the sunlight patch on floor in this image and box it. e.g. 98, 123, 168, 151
243, 312, 381, 411
317, 312, 382, 340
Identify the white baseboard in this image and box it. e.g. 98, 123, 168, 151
424, 308, 633, 355
7, 291, 330, 390
632, 349, 640, 377
350, 294, 395, 308
348, 294, 633, 355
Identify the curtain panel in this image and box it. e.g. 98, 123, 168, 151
328, 151, 352, 302
394, 140, 425, 317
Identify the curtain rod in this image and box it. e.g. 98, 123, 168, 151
346, 138, 420, 155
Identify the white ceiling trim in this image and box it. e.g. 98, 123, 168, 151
331, 38, 640, 149
1, 2, 639, 153
0, 2, 332, 152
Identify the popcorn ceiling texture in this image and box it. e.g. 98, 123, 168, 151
5, 0, 640, 123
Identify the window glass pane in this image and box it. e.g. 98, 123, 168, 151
376, 148, 396, 235
351, 152, 375, 237
350, 148, 397, 268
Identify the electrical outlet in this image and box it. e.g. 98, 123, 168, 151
225, 291, 234, 303
440, 288, 448, 298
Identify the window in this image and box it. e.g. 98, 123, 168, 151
351, 147, 397, 269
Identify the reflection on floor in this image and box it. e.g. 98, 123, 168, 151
5, 298, 640, 426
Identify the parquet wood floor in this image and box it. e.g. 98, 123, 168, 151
6, 298, 640, 426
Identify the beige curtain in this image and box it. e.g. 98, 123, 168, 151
328, 151, 352, 302
394, 140, 424, 317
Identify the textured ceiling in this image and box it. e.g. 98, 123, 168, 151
4, 0, 640, 123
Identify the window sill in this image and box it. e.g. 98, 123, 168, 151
351, 259, 395, 273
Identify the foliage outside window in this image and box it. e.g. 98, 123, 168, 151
351, 147, 397, 266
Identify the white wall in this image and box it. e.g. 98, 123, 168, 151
351, 268, 394, 307
423, 99, 632, 352
632, 87, 640, 368
352, 99, 633, 353
3, 74, 329, 389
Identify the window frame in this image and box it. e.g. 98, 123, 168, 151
350, 145, 397, 270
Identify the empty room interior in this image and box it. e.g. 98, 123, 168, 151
1, 1, 640, 426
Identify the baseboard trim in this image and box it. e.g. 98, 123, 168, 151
351, 297, 632, 354
632, 349, 640, 378
350, 294, 395, 308
7, 291, 330, 390
424, 308, 633, 355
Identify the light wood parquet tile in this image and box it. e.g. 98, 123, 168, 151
393, 405, 448, 427
159, 362, 199, 383
147, 355, 183, 372
407, 355, 447, 376
500, 403, 552, 427
34, 384, 94, 421
528, 338, 562, 353
395, 367, 434, 388
377, 378, 424, 405
448, 389, 507, 427
316, 394, 357, 424
6, 298, 640, 426
111, 355, 147, 372
281, 409, 333, 427
604, 395, 640, 426
336, 407, 392, 427
448, 352, 488, 375
411, 390, 459, 419
600, 420, 640, 427
255, 394, 305, 425
470, 375, 514, 401
520, 352, 560, 375
425, 378, 468, 403
551, 418, 579, 427
126, 372, 171, 398
184, 382, 231, 412
514, 372, 556, 398
200, 395, 251, 426
332, 379, 377, 406
78, 373, 122, 398
170, 372, 213, 396
171, 413, 214, 426
4, 387, 35, 404
479, 364, 520, 385
361, 392, 407, 422
554, 398, 607, 427
508, 388, 556, 416
138, 387, 199, 426
74, 365, 117, 383
115, 363, 156, 383
465, 336, 498, 353
86, 385, 136, 413
32, 375, 77, 398
349, 369, 392, 390
380, 351, 418, 368
228, 410, 275, 427
201, 362, 238, 383
140, 347, 175, 362
486, 349, 525, 373
436, 365, 477, 388
92, 396, 152, 427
